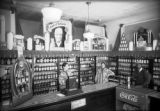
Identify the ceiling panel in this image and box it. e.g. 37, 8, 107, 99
2, 0, 160, 24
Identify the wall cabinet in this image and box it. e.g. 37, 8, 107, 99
0, 50, 160, 106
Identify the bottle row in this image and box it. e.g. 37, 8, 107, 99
34, 66, 57, 72
0, 58, 16, 65
0, 67, 12, 101
153, 61, 160, 66
80, 70, 92, 75
118, 71, 131, 75
96, 56, 108, 60
34, 74, 57, 81
154, 58, 160, 63
1, 79, 10, 86
33, 80, 57, 85
153, 79, 160, 89
133, 59, 149, 64
110, 61, 117, 66
119, 63, 131, 67
1, 92, 11, 99
60, 58, 76, 62
119, 47, 129, 51
80, 57, 94, 62
80, 64, 92, 68
59, 64, 78, 69
33, 87, 57, 95
1, 84, 10, 93
34, 81, 57, 87
69, 71, 78, 76
36, 58, 57, 63
35, 57, 77, 63
109, 67, 116, 71
35, 62, 57, 66
118, 67, 131, 71
153, 75, 160, 79
153, 67, 160, 72
25, 58, 32, 63
118, 59, 131, 63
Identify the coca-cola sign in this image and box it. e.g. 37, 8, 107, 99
120, 91, 138, 102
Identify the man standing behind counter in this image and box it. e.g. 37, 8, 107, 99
132, 62, 151, 88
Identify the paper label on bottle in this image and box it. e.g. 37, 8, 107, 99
17, 46, 23, 57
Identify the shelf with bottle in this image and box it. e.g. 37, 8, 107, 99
96, 56, 109, 67
59, 57, 78, 78
0, 55, 17, 66
118, 58, 132, 85
108, 57, 117, 74
153, 58, 160, 91
118, 33, 129, 51
132, 58, 149, 71
80, 70, 93, 77
0, 63, 12, 105
33, 56, 58, 95
0, 54, 17, 105
80, 56, 95, 86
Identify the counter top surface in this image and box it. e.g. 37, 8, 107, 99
149, 92, 160, 99
117, 85, 156, 94
9, 82, 118, 110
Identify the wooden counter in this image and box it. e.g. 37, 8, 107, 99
3, 82, 118, 111
148, 91, 160, 111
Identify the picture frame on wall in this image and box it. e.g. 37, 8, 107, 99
134, 27, 153, 51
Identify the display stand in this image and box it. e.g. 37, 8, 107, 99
11, 56, 33, 106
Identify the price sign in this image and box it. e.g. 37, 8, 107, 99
71, 98, 86, 110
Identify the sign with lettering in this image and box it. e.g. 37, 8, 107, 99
47, 21, 67, 32
120, 91, 138, 102
116, 87, 147, 107
71, 98, 86, 110
116, 86, 154, 110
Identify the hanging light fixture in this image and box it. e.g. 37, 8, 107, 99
83, 1, 94, 39
41, 3, 62, 21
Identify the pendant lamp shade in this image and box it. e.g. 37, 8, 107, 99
41, 3, 62, 21
83, 2, 94, 39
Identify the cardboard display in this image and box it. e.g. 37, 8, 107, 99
11, 56, 33, 106
43, 19, 72, 51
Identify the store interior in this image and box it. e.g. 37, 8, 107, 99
0, 0, 160, 111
